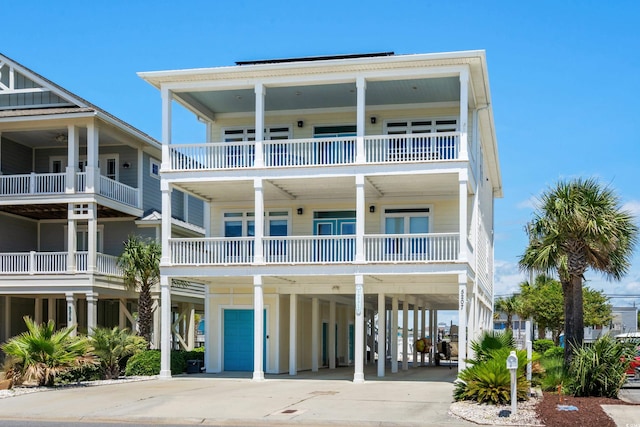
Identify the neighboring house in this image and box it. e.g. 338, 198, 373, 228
139, 50, 501, 380
0, 53, 204, 349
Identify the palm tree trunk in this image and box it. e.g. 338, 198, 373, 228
562, 279, 574, 366
138, 284, 153, 347
571, 274, 584, 347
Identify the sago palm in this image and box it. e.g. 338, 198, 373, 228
90, 326, 147, 379
1, 316, 92, 386
520, 178, 638, 365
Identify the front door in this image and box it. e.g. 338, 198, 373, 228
313, 211, 356, 262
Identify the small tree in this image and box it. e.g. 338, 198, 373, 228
494, 295, 522, 331
90, 327, 147, 379
118, 236, 161, 346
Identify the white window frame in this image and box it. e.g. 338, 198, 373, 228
150, 157, 161, 179
221, 210, 291, 237
49, 154, 119, 180
381, 205, 433, 234
383, 117, 458, 134
63, 224, 105, 252
221, 126, 292, 142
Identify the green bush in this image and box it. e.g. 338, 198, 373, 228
539, 356, 567, 392
55, 363, 103, 385
566, 335, 632, 398
183, 348, 205, 362
90, 327, 147, 379
468, 330, 515, 364
543, 346, 564, 359
124, 350, 188, 376
533, 339, 555, 354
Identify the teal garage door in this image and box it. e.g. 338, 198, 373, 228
223, 309, 266, 371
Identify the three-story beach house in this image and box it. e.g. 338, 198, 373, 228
0, 53, 204, 348
139, 50, 501, 381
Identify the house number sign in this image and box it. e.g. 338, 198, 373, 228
355, 284, 363, 315
459, 288, 465, 311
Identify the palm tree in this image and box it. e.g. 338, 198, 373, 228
494, 295, 522, 331
1, 316, 92, 386
90, 326, 147, 379
519, 178, 638, 365
117, 235, 161, 346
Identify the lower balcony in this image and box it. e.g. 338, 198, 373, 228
0, 251, 122, 276
169, 233, 460, 265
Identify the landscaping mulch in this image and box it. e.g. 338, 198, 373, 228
536, 391, 632, 427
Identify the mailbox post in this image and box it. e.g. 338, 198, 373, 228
506, 350, 518, 415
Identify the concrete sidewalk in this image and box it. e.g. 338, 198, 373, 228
0, 366, 475, 426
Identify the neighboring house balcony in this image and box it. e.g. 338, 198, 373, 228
0, 171, 140, 209
0, 251, 122, 276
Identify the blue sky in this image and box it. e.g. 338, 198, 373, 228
3, 1, 640, 313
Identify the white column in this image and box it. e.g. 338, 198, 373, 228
422, 305, 427, 366
66, 125, 78, 193
402, 298, 408, 371
159, 275, 172, 379
329, 300, 336, 369
187, 303, 195, 350
459, 68, 469, 161
253, 275, 265, 381
311, 297, 319, 372
203, 201, 211, 237
254, 83, 265, 168
161, 182, 172, 265
367, 311, 374, 366
65, 293, 77, 336
47, 297, 56, 322
86, 292, 98, 334
412, 304, 419, 368
289, 293, 297, 375
253, 178, 264, 264
355, 175, 365, 262
86, 122, 99, 194
161, 86, 172, 170
137, 148, 144, 208
431, 309, 438, 365
354, 275, 365, 383
458, 274, 467, 372
204, 286, 212, 372
67, 209, 77, 272
34, 297, 43, 324
391, 296, 398, 373
356, 77, 366, 163
4, 296, 10, 339
377, 293, 385, 377
87, 203, 97, 273
459, 170, 468, 262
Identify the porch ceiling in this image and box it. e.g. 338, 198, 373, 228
0, 203, 136, 220
183, 77, 460, 116
176, 173, 458, 203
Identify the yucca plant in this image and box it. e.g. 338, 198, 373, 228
90, 326, 147, 379
0, 316, 93, 386
566, 335, 632, 397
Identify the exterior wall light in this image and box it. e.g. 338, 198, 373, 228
297, 120, 304, 128
370, 116, 377, 124
369, 205, 376, 213
297, 207, 304, 215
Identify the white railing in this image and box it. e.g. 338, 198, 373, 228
0, 172, 66, 196
97, 253, 123, 276
364, 233, 459, 262
99, 175, 139, 207
0, 251, 123, 276
0, 252, 30, 273
170, 237, 255, 265
76, 172, 86, 192
170, 143, 255, 170
33, 251, 67, 273
264, 136, 356, 167
76, 252, 88, 272
365, 132, 459, 163
263, 236, 356, 263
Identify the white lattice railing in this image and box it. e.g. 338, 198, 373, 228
365, 133, 459, 163
364, 233, 459, 262
0, 172, 66, 196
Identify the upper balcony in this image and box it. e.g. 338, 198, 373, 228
167, 132, 460, 172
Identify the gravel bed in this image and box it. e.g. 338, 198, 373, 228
0, 376, 156, 399
449, 392, 544, 426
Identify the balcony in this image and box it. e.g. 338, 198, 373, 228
0, 172, 140, 208
168, 133, 460, 171
0, 252, 122, 276
169, 233, 460, 266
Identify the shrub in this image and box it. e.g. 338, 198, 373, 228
544, 346, 564, 359
124, 350, 188, 376
90, 327, 147, 379
533, 339, 555, 354
183, 348, 205, 362
566, 335, 632, 398
468, 330, 515, 364
55, 363, 103, 385
539, 355, 567, 392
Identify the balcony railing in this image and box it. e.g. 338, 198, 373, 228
0, 251, 123, 276
168, 133, 460, 171
98, 175, 139, 208
169, 233, 460, 265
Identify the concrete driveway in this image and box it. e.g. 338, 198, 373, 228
0, 365, 475, 426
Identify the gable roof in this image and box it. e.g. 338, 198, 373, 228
0, 53, 160, 149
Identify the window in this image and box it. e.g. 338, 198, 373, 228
313, 126, 356, 165
50, 155, 119, 180
384, 208, 431, 257
223, 126, 291, 167
150, 158, 160, 179
385, 118, 457, 160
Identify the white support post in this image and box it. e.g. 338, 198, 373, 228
187, 303, 195, 351
4, 296, 10, 339
34, 297, 42, 325
412, 303, 418, 368
67, 208, 76, 272
354, 275, 365, 383
254, 83, 265, 168
355, 175, 365, 262
87, 203, 97, 273
161, 86, 172, 171
86, 122, 99, 194
459, 170, 468, 262
458, 274, 468, 372
159, 275, 172, 379
367, 311, 375, 366
402, 297, 408, 371
47, 297, 56, 322
289, 293, 297, 375
204, 286, 212, 372
459, 68, 469, 161
356, 77, 366, 163
311, 297, 319, 372
137, 148, 144, 208
432, 309, 438, 365
377, 293, 385, 377
161, 182, 172, 265
66, 125, 78, 193
329, 300, 336, 369
203, 201, 211, 237
86, 292, 98, 334
252, 275, 265, 381
253, 178, 264, 264
391, 296, 398, 373
65, 293, 77, 337
423, 306, 428, 366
